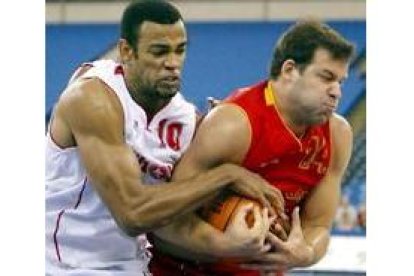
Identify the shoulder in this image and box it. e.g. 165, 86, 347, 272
328, 113, 353, 171
330, 113, 352, 134
61, 77, 121, 113
191, 103, 252, 163
58, 77, 124, 133
203, 103, 251, 135
329, 113, 353, 145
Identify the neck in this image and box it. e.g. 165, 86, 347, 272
125, 79, 171, 120
270, 80, 307, 138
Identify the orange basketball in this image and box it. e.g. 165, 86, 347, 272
199, 192, 262, 231
199, 192, 275, 268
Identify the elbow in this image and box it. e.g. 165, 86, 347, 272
312, 233, 331, 265
122, 225, 147, 238
116, 213, 152, 237
107, 186, 159, 236
105, 185, 172, 236
116, 206, 169, 237
318, 236, 330, 259
302, 225, 331, 266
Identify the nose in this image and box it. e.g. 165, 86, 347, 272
164, 53, 182, 72
328, 82, 342, 101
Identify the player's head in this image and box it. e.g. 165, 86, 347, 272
269, 20, 354, 125
118, 0, 187, 99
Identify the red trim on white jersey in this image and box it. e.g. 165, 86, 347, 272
52, 177, 87, 262
53, 210, 65, 262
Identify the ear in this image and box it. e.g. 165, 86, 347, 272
280, 59, 299, 81
118, 39, 136, 64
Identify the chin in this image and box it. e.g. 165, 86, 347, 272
157, 84, 180, 98
158, 89, 178, 99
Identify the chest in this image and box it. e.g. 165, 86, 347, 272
245, 123, 331, 213
248, 125, 330, 182
125, 111, 194, 183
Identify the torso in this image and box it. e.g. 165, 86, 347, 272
149, 80, 332, 276
226, 80, 331, 215
45, 59, 197, 271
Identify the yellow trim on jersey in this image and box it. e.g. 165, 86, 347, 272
264, 81, 276, 106
264, 81, 303, 147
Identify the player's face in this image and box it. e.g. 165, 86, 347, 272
130, 20, 187, 99
290, 48, 349, 125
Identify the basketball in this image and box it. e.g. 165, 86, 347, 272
199, 191, 262, 231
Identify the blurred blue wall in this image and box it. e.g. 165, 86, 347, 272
46, 21, 366, 114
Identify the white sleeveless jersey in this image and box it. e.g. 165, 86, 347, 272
45, 59, 197, 273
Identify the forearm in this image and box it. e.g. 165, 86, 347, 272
126, 164, 236, 234
302, 226, 331, 265
153, 213, 228, 261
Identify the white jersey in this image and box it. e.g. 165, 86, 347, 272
45, 60, 197, 274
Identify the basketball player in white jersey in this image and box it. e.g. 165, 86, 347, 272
45, 1, 285, 275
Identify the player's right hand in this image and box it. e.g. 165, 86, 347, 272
241, 207, 314, 270
227, 165, 285, 218
271, 216, 291, 241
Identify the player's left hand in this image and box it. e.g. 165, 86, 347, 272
240, 207, 314, 271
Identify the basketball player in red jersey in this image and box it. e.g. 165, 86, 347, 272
149, 20, 355, 275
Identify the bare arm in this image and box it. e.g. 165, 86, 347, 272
245, 114, 353, 270
300, 114, 353, 264
153, 104, 283, 258
51, 79, 261, 237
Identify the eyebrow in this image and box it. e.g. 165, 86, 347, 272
148, 41, 187, 51
148, 43, 170, 50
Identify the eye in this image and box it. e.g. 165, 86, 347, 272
148, 45, 170, 57
150, 49, 169, 57
175, 45, 187, 55
318, 73, 334, 83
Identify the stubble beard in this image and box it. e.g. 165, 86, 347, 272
155, 81, 180, 99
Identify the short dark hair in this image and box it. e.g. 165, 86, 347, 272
120, 0, 183, 50
269, 20, 355, 79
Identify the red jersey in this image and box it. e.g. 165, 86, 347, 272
149, 80, 331, 276
226, 80, 331, 215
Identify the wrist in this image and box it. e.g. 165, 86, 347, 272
216, 164, 238, 184
207, 230, 234, 258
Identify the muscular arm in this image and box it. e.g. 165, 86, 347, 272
242, 114, 354, 270
153, 104, 269, 258
51, 79, 250, 237
300, 114, 353, 265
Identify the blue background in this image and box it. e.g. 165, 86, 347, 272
46, 21, 366, 114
